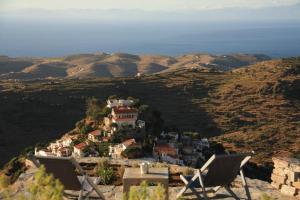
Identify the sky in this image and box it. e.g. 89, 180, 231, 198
1, 0, 300, 11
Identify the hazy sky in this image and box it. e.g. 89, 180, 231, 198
1, 0, 300, 11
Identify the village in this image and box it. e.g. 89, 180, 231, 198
34, 97, 211, 168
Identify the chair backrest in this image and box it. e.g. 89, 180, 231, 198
36, 156, 82, 191
200, 154, 247, 187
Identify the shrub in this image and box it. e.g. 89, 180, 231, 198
97, 142, 110, 157
121, 146, 143, 159
96, 158, 115, 185
127, 97, 140, 107
97, 158, 109, 169
4, 157, 26, 183
3, 166, 64, 200
260, 193, 274, 200
75, 120, 85, 130
86, 97, 103, 120
79, 124, 93, 134
26, 165, 64, 200
0, 174, 9, 189
124, 181, 166, 200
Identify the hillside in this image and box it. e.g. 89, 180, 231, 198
0, 53, 270, 80
0, 57, 299, 172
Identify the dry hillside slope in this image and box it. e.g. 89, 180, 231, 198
0, 57, 299, 172
0, 53, 270, 80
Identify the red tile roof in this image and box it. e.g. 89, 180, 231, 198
102, 137, 110, 142
154, 144, 177, 155
74, 142, 87, 150
88, 130, 101, 136
122, 139, 136, 147
113, 107, 138, 114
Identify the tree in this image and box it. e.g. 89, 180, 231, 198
147, 110, 164, 136
138, 104, 150, 114
121, 146, 143, 159
79, 124, 93, 134
96, 159, 115, 185
26, 166, 64, 200
86, 97, 103, 120
124, 181, 166, 200
128, 97, 140, 107
3, 166, 64, 200
97, 142, 110, 156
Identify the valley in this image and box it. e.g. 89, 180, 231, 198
0, 57, 299, 169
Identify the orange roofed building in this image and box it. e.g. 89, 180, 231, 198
88, 130, 102, 143
153, 143, 183, 165
109, 138, 137, 158
105, 106, 138, 130
73, 142, 88, 157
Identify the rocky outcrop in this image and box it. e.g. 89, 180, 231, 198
271, 157, 300, 198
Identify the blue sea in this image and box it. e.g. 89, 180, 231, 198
0, 20, 300, 58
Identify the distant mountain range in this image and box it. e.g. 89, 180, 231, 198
0, 53, 270, 80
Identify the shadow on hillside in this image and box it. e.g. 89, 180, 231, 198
0, 74, 223, 167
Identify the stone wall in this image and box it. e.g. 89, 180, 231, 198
271, 157, 300, 198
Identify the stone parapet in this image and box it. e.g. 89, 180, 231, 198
272, 157, 300, 198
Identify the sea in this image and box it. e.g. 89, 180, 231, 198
0, 20, 300, 58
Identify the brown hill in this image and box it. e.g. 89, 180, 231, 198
0, 53, 270, 80
0, 57, 298, 172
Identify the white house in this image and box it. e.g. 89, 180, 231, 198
105, 106, 138, 130
106, 99, 134, 108
62, 138, 73, 147
47, 137, 73, 157
49, 137, 72, 150
153, 143, 183, 165
56, 147, 72, 157
109, 139, 136, 158
88, 130, 102, 143
35, 148, 55, 157
73, 142, 88, 157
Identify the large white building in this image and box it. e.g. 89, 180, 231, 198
106, 99, 134, 108
105, 106, 138, 129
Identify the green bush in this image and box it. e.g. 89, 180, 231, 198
123, 181, 166, 200
75, 120, 85, 130
97, 142, 110, 157
3, 165, 64, 200
128, 97, 140, 107
86, 97, 104, 120
121, 146, 143, 159
0, 174, 9, 189
79, 124, 93, 134
260, 193, 274, 200
27, 165, 64, 200
96, 158, 115, 185
98, 167, 115, 185
4, 157, 26, 183
138, 105, 150, 114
